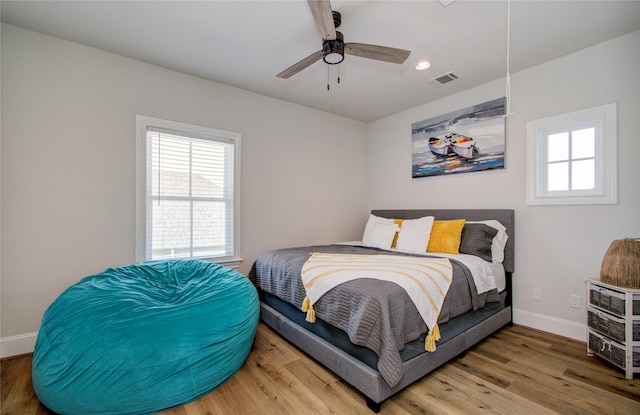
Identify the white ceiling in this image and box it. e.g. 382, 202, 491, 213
2, 0, 639, 122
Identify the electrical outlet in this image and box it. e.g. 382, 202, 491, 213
570, 294, 581, 309
533, 288, 542, 301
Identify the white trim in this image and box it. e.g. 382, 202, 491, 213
1, 332, 38, 358
513, 308, 586, 342
526, 103, 617, 205
135, 117, 147, 262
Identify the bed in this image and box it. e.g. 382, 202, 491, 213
249, 209, 514, 412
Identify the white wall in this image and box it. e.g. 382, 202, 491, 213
0, 24, 368, 356
366, 31, 640, 340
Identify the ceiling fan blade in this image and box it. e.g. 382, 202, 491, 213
276, 50, 323, 79
307, 0, 336, 40
345, 43, 411, 64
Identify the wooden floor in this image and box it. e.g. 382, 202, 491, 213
2, 323, 639, 415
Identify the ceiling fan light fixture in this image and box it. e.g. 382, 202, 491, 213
322, 31, 344, 65
323, 50, 344, 64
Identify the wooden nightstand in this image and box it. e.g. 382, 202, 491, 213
586, 278, 640, 379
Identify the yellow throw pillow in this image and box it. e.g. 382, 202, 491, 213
427, 219, 466, 254
391, 219, 403, 247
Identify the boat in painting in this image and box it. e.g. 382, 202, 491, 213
428, 136, 450, 156
429, 133, 476, 158
448, 133, 476, 158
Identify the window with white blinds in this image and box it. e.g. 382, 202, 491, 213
136, 116, 241, 265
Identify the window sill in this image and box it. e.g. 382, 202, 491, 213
201, 257, 243, 269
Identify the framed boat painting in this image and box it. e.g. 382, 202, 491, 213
411, 97, 506, 178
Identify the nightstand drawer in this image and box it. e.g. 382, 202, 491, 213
589, 284, 626, 315
588, 330, 640, 370
588, 307, 640, 343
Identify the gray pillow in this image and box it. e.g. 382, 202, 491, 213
459, 223, 498, 262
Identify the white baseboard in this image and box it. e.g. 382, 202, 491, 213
1, 332, 38, 358
513, 308, 587, 342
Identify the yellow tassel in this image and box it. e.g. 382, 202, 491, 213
301, 296, 310, 312
424, 326, 440, 352
305, 306, 316, 323
432, 324, 441, 342
425, 333, 436, 352
424, 325, 441, 351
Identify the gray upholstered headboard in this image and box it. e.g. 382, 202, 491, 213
371, 209, 515, 274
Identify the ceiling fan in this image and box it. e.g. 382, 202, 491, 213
276, 0, 411, 80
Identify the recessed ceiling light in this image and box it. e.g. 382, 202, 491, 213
415, 61, 432, 71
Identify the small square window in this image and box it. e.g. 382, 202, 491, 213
526, 103, 617, 205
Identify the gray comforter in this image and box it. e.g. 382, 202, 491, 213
249, 244, 500, 387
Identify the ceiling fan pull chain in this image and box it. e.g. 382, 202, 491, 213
325, 64, 341, 90
327, 65, 330, 90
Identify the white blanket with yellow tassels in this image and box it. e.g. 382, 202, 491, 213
300, 252, 453, 352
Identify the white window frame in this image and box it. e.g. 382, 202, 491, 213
135, 115, 242, 267
526, 103, 617, 205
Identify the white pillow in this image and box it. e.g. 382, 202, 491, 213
396, 216, 435, 253
364, 221, 400, 249
362, 214, 397, 248
468, 220, 508, 263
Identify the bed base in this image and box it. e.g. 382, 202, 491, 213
260, 301, 512, 412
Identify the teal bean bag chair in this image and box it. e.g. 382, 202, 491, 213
32, 259, 259, 415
